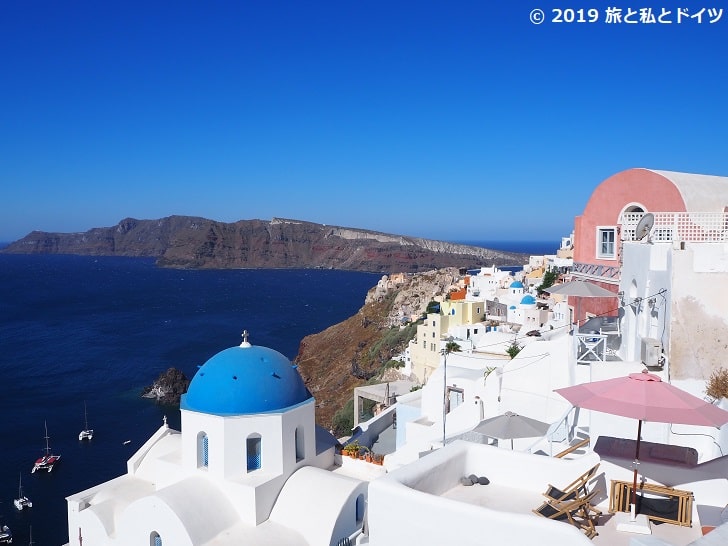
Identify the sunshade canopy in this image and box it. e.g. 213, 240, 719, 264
555, 371, 728, 427
472, 411, 550, 440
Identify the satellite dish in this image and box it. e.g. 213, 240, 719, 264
635, 213, 654, 242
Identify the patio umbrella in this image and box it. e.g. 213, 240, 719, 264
555, 371, 728, 519
472, 411, 550, 449
544, 280, 616, 331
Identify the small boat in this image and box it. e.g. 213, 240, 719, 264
32, 420, 61, 473
13, 472, 32, 510
79, 401, 93, 441
0, 524, 11, 545
123, 440, 131, 445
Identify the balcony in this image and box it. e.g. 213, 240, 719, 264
622, 211, 728, 243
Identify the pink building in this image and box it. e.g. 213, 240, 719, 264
569, 168, 728, 324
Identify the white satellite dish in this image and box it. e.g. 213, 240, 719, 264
635, 213, 654, 242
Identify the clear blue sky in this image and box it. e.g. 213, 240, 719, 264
2, 1, 727, 243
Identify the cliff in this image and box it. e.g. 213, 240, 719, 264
1, 216, 526, 273
294, 268, 461, 430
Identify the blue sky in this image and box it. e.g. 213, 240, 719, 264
2, 1, 727, 244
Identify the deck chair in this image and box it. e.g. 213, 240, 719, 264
543, 463, 600, 502
533, 489, 600, 539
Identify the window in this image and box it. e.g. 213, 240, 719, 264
597, 228, 616, 259
355, 494, 366, 525
295, 426, 304, 462
197, 432, 209, 468
150, 532, 162, 546
247, 435, 262, 472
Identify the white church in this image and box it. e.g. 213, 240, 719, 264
65, 332, 367, 546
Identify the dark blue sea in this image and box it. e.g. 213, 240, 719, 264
0, 243, 548, 545
0, 254, 379, 545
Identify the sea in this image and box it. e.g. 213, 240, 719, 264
0, 240, 555, 545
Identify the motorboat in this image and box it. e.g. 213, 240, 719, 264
13, 472, 32, 510
79, 401, 93, 441
32, 421, 61, 473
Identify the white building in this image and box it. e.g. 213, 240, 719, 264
65, 334, 367, 546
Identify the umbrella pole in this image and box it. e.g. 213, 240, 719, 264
631, 420, 643, 520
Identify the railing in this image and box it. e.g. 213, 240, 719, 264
572, 262, 621, 281
575, 332, 607, 364
554, 437, 591, 459
622, 211, 728, 243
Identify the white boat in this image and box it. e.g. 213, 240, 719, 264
0, 524, 11, 545
79, 401, 93, 441
32, 420, 61, 473
13, 472, 32, 510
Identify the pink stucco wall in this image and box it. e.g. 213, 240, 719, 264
570, 168, 687, 321
573, 168, 687, 266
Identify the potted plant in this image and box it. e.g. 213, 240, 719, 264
343, 441, 360, 458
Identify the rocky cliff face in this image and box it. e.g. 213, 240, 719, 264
2, 216, 527, 272
141, 367, 191, 405
294, 268, 459, 429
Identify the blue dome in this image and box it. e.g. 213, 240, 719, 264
520, 295, 536, 305
509, 305, 517, 309
181, 344, 311, 415
510, 281, 524, 289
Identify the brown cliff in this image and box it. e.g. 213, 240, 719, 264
1, 216, 526, 273
294, 268, 462, 431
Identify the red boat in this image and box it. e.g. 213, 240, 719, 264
32, 421, 61, 473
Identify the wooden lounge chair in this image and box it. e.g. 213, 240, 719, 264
533, 489, 600, 539
544, 463, 600, 502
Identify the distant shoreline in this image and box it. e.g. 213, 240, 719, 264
457, 240, 559, 256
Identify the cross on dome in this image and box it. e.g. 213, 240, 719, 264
240, 329, 252, 348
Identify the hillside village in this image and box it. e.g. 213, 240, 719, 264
63, 168, 728, 546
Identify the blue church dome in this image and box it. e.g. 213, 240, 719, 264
181, 336, 311, 416
509, 305, 517, 310
510, 281, 524, 289
520, 295, 536, 305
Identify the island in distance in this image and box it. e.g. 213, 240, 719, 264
1, 216, 528, 273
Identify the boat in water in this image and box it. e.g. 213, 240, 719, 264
0, 524, 11, 544
78, 401, 93, 441
32, 420, 61, 473
13, 472, 32, 510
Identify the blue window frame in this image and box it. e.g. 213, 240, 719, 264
247, 435, 261, 471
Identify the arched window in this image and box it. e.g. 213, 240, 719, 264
150, 531, 162, 546
355, 494, 366, 525
247, 434, 261, 472
295, 426, 305, 462
197, 431, 209, 468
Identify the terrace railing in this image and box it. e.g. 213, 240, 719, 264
622, 211, 728, 243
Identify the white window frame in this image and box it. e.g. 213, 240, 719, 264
596, 226, 617, 260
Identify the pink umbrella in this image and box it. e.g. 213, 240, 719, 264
555, 371, 728, 518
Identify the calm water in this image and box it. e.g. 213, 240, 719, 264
0, 255, 379, 545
